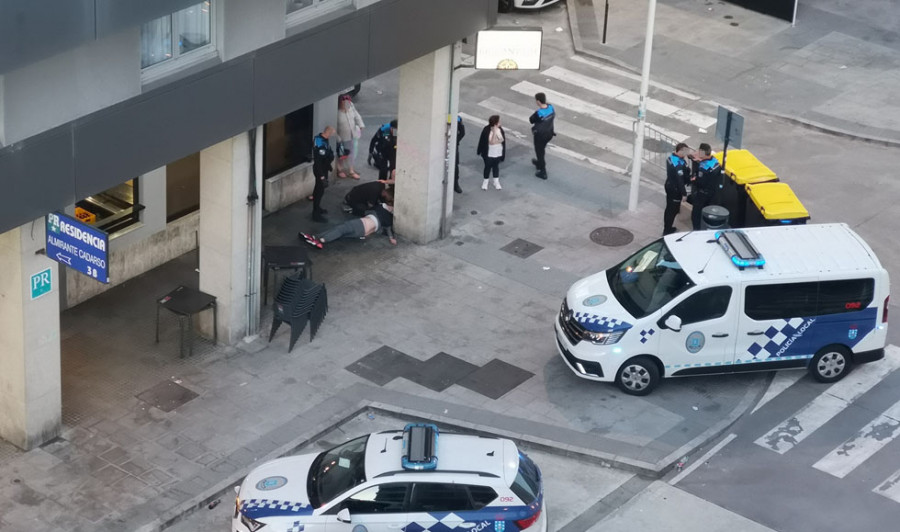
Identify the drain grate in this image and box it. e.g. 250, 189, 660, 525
590, 227, 634, 247
136, 380, 199, 413
500, 238, 544, 258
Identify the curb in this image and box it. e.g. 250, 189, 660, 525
564, 0, 900, 149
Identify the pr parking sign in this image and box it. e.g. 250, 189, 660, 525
45, 212, 110, 283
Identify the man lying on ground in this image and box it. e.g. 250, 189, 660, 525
300, 202, 396, 248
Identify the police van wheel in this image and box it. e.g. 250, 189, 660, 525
616, 357, 659, 396
809, 345, 852, 383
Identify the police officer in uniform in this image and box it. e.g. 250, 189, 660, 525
529, 92, 555, 180
369, 119, 398, 181
454, 115, 465, 193
312, 126, 335, 223
664, 142, 691, 235
690, 143, 722, 230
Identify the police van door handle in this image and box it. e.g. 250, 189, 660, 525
747, 330, 764, 336
712, 333, 729, 338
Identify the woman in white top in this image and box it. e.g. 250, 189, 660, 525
335, 94, 366, 179
476, 115, 507, 190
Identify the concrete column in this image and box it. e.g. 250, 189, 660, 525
0, 221, 62, 450
198, 128, 263, 344
395, 45, 459, 244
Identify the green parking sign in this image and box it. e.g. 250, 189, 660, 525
30, 268, 52, 300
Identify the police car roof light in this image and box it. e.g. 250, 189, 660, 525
401, 423, 439, 471
715, 230, 765, 270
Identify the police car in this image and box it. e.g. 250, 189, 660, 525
499, 0, 561, 12
556, 224, 890, 395
233, 423, 546, 532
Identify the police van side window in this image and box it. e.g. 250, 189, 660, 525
664, 286, 732, 326
410, 483, 473, 512
745, 282, 819, 321
467, 485, 498, 509
337, 483, 410, 514
817, 279, 874, 315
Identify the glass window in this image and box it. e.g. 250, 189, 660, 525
308, 435, 369, 507
142, 2, 212, 69
338, 483, 410, 515
76, 179, 143, 235
510, 452, 541, 505
607, 239, 695, 318
287, 0, 317, 13
467, 485, 498, 509
264, 104, 314, 178
664, 286, 732, 326
410, 483, 472, 513
817, 279, 875, 315
745, 282, 819, 321
286, 0, 354, 24
166, 153, 200, 222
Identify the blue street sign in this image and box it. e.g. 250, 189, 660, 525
45, 212, 110, 283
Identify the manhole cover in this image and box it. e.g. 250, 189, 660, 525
590, 227, 634, 247
500, 238, 544, 258
136, 381, 199, 412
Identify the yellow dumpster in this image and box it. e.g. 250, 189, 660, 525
716, 149, 778, 227
744, 182, 810, 227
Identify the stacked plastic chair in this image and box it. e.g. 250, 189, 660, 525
268, 274, 328, 353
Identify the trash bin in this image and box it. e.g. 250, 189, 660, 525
744, 182, 810, 227
701, 205, 730, 230
717, 149, 777, 227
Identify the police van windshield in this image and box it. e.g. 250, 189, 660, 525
308, 435, 368, 507
606, 239, 695, 318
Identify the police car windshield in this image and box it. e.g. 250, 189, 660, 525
607, 239, 694, 318
308, 435, 368, 507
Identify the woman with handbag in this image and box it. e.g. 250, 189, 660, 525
336, 94, 366, 179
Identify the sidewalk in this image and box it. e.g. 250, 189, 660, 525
568, 0, 900, 145
0, 139, 765, 531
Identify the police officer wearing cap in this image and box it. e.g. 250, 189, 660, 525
664, 142, 691, 235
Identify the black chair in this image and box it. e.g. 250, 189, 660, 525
268, 275, 328, 353
262, 246, 312, 305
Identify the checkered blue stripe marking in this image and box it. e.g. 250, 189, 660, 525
746, 317, 808, 359
639, 328, 655, 344
573, 312, 632, 332
240, 499, 314, 520
287, 522, 305, 532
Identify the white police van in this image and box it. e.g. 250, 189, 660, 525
233, 423, 546, 532
555, 224, 890, 395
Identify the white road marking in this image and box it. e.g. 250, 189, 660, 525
478, 96, 634, 159
812, 398, 900, 478
754, 347, 900, 455
510, 80, 690, 142
874, 468, 900, 504
669, 433, 737, 486
541, 66, 717, 129
569, 55, 712, 103
751, 371, 806, 414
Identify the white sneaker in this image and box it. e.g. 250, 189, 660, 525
481, 180, 489, 190
492, 178, 502, 190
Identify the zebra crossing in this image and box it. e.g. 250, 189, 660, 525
749, 345, 900, 504
460, 53, 721, 180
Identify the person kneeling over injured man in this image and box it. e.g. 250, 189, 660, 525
300, 189, 396, 248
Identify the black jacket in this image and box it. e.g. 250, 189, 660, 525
665, 154, 689, 198
456, 117, 466, 145
529, 104, 556, 138
369, 123, 396, 169
345, 181, 385, 211
312, 134, 334, 177
476, 125, 506, 161
694, 157, 722, 196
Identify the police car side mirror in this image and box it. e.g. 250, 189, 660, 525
664, 315, 683, 332
337, 508, 351, 523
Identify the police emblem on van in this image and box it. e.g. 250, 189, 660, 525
686, 331, 705, 353
848, 328, 858, 340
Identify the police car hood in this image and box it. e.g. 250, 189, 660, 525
239, 453, 319, 519
567, 271, 635, 332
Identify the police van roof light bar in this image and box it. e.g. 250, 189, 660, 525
401, 423, 439, 471
714, 230, 765, 270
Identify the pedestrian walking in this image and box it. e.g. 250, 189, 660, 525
335, 94, 365, 179
476, 115, 506, 190
663, 142, 691, 235
311, 126, 335, 223
690, 143, 722, 230
454, 115, 465, 193
529, 92, 555, 180
369, 120, 397, 181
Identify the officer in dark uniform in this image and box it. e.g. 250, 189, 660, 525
529, 92, 556, 180
454, 115, 465, 193
664, 142, 691, 235
690, 143, 722, 230
312, 126, 335, 222
369, 119, 398, 181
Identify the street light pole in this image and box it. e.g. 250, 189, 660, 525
628, 0, 658, 212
